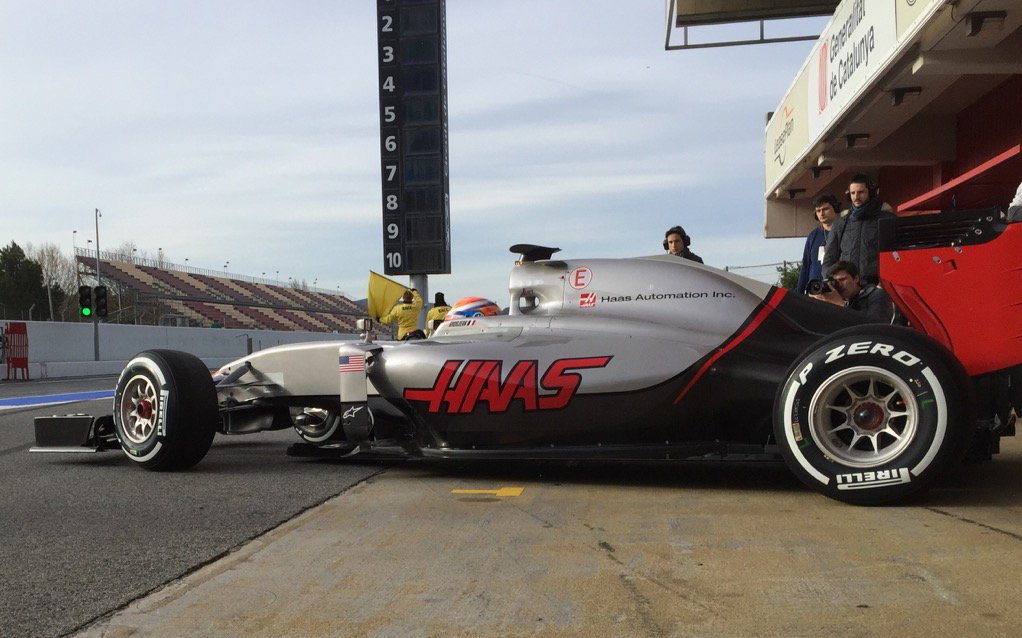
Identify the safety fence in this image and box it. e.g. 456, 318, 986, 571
724, 261, 792, 285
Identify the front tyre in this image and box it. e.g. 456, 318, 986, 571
113, 350, 218, 470
773, 325, 972, 505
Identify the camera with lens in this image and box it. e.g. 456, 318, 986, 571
806, 278, 832, 295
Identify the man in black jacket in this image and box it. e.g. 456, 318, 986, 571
822, 174, 895, 285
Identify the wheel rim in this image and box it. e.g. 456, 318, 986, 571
293, 408, 338, 442
808, 366, 918, 468
121, 374, 160, 444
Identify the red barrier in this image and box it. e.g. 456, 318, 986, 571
4, 322, 29, 380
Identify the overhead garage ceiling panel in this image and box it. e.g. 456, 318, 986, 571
674, 0, 840, 27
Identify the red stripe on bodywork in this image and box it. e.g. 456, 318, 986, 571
673, 287, 788, 405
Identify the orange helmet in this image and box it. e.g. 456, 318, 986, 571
445, 297, 500, 320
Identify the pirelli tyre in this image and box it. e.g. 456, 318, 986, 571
113, 350, 218, 470
773, 325, 972, 505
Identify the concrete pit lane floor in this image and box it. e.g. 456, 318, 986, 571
77, 438, 1022, 638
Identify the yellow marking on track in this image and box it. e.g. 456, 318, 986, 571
451, 487, 524, 497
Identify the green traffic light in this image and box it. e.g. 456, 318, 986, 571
81, 307, 92, 317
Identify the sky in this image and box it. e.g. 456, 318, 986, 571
0, 1, 824, 304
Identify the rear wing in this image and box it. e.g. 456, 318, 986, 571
878, 207, 1004, 251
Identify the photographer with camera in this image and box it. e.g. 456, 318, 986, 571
810, 261, 904, 325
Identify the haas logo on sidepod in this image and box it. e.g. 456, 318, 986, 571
404, 356, 612, 414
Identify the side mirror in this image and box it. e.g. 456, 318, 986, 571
357, 318, 376, 343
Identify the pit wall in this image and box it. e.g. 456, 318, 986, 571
2, 321, 357, 380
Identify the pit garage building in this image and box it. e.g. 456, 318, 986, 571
762, 0, 1021, 237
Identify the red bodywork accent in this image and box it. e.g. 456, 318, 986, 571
897, 145, 1021, 212
881, 223, 1022, 376
673, 287, 788, 404
404, 356, 613, 414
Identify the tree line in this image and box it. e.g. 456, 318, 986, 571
0, 240, 322, 326
0, 241, 74, 321
0, 240, 177, 323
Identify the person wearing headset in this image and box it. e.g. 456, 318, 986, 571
795, 194, 841, 295
822, 173, 894, 285
663, 226, 703, 263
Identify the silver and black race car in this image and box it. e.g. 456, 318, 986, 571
32, 210, 1022, 505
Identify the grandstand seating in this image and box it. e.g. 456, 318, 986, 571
100, 260, 164, 297
139, 266, 211, 300
264, 284, 309, 308
312, 312, 356, 332
232, 279, 281, 305
190, 273, 259, 303
277, 308, 330, 332
78, 255, 368, 333
179, 301, 233, 327
231, 305, 288, 331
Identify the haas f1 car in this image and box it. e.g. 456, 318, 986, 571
32, 208, 1022, 504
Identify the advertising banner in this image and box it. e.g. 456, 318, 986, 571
806, 0, 898, 141
765, 68, 810, 193
896, 0, 941, 37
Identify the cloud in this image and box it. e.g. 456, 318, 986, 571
0, 0, 819, 307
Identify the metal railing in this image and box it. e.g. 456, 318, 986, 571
724, 261, 790, 285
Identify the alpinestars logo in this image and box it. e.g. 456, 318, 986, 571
404, 356, 612, 413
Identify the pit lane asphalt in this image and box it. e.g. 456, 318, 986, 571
72, 437, 1022, 638
6, 379, 1022, 637
0, 377, 388, 638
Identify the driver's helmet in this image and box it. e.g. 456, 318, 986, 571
445, 297, 501, 320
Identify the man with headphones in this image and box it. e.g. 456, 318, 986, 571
822, 173, 894, 285
795, 194, 840, 295
664, 226, 703, 263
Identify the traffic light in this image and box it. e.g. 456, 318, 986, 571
78, 285, 93, 318
94, 286, 108, 318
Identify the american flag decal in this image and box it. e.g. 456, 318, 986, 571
338, 354, 365, 373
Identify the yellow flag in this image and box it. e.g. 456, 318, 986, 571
367, 271, 410, 320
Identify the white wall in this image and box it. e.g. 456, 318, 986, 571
2, 321, 357, 379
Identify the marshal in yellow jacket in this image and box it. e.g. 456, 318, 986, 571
380, 289, 423, 339
425, 304, 451, 335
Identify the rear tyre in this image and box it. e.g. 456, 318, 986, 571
113, 350, 218, 470
773, 325, 972, 505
